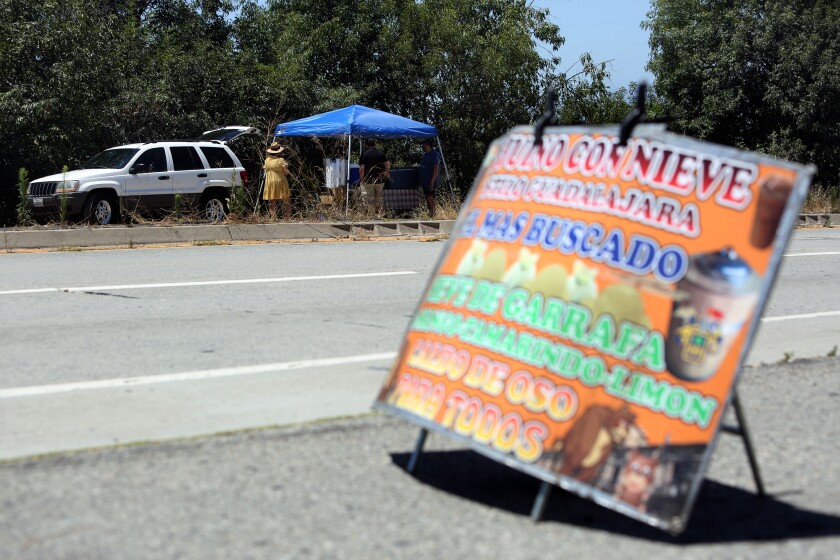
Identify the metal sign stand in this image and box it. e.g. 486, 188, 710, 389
527, 388, 767, 522
721, 391, 766, 496
404, 387, 766, 524
404, 86, 768, 528
406, 428, 428, 474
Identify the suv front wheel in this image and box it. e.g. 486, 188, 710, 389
84, 192, 118, 225
200, 190, 227, 222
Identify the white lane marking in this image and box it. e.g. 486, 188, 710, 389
0, 352, 399, 398
0, 271, 416, 296
784, 251, 840, 257
0, 288, 61, 295
762, 310, 840, 323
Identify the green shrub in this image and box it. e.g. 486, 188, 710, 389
16, 167, 31, 226
173, 193, 182, 219
228, 168, 250, 217
59, 165, 70, 224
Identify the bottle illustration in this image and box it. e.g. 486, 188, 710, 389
665, 248, 760, 382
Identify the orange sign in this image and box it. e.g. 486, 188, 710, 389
375, 125, 814, 532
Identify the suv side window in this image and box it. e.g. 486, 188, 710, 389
171, 146, 205, 171
200, 146, 235, 169
134, 147, 167, 173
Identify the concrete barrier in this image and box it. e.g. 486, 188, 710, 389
0, 220, 457, 251
2, 215, 829, 251
798, 213, 839, 227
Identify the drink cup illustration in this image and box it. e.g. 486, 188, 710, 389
665, 248, 760, 382
751, 176, 793, 249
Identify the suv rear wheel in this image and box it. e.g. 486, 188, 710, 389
84, 192, 118, 225
200, 190, 227, 222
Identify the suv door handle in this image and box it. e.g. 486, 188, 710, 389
158, 175, 170, 180
197, 173, 208, 177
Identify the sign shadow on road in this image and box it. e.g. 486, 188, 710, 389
391, 449, 840, 544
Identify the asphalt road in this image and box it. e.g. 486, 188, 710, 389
0, 240, 443, 386
753, 227, 840, 362
1, 231, 839, 460
0, 240, 443, 458
1, 357, 838, 559
1, 230, 839, 557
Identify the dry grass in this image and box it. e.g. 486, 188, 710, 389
116, 191, 462, 226
801, 186, 840, 213
190, 239, 230, 246
433, 195, 463, 220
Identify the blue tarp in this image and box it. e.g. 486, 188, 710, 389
274, 105, 436, 139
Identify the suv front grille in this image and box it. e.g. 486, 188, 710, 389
29, 182, 58, 196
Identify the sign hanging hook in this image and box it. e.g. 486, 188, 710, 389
533, 87, 559, 147
618, 81, 648, 147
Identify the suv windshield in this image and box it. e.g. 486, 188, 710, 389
82, 148, 139, 169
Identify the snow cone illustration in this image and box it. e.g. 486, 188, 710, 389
523, 263, 568, 299
456, 239, 488, 277
502, 247, 540, 287
591, 283, 651, 328
566, 260, 599, 304
475, 248, 508, 282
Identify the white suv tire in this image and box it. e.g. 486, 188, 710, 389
84, 192, 119, 225
200, 190, 227, 222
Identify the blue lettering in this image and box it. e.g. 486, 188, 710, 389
541, 217, 565, 250
522, 214, 547, 246
507, 212, 530, 242
580, 223, 604, 256
625, 235, 656, 271
515, 216, 689, 284
494, 212, 513, 240
560, 221, 584, 254
479, 210, 502, 238
655, 246, 688, 282
595, 229, 624, 265
459, 209, 481, 237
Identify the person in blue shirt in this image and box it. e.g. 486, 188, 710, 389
418, 138, 441, 218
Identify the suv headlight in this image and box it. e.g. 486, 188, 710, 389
55, 180, 80, 193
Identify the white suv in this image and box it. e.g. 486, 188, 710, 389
27, 141, 247, 225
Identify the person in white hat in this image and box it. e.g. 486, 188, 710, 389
263, 142, 291, 219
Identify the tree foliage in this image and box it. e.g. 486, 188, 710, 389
555, 53, 637, 126
0, 0, 633, 224
645, 0, 840, 187
260, 0, 569, 190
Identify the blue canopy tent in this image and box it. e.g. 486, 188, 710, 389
274, 105, 455, 214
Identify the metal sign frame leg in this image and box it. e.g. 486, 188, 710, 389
722, 390, 766, 497
406, 426, 556, 523
407, 428, 428, 474
530, 481, 553, 522
534, 387, 765, 524
403, 388, 764, 524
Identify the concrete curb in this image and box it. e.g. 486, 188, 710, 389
1, 214, 833, 251
798, 213, 839, 226
0, 220, 456, 251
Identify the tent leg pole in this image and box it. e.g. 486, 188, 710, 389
253, 169, 265, 217
436, 137, 457, 209
345, 134, 351, 220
